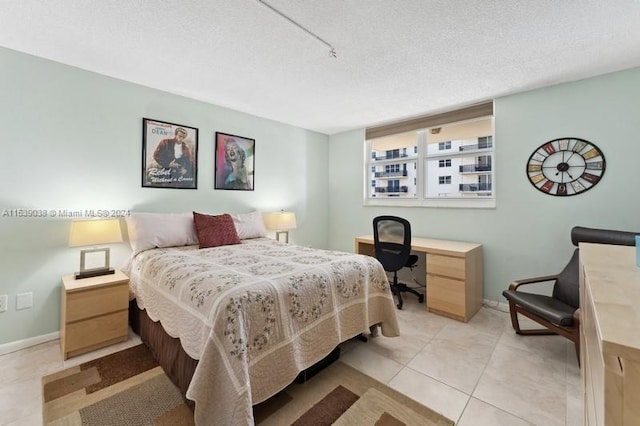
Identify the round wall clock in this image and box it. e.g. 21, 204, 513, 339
526, 137, 606, 196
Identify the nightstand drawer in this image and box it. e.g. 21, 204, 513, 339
427, 254, 465, 280
66, 283, 129, 323
65, 310, 128, 353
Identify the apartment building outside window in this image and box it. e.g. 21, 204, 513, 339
368, 131, 417, 199
364, 102, 494, 208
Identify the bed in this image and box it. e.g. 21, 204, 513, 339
123, 212, 400, 425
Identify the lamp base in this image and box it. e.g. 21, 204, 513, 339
275, 231, 290, 243
75, 267, 115, 280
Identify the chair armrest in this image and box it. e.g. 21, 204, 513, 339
508, 274, 559, 291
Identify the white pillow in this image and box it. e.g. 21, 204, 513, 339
231, 211, 267, 239
125, 213, 198, 255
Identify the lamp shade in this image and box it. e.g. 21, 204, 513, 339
69, 219, 123, 247
263, 211, 297, 231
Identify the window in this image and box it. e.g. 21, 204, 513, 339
368, 130, 418, 199
385, 164, 400, 173
478, 136, 493, 149
425, 122, 494, 199
364, 102, 494, 208
438, 141, 452, 150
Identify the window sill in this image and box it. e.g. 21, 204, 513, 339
363, 197, 496, 209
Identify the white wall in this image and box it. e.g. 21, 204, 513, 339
0, 47, 329, 345
328, 67, 640, 302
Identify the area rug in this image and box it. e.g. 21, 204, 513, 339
42, 344, 453, 425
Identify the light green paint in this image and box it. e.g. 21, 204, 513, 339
0, 47, 329, 344
328, 67, 640, 302
2, 44, 639, 346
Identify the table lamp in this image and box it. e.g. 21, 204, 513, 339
69, 218, 123, 279
264, 211, 297, 243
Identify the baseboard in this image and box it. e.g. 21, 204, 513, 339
0, 331, 60, 356
483, 298, 510, 313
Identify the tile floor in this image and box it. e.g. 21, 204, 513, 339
0, 299, 582, 425
339, 298, 583, 426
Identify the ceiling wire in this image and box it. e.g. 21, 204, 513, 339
256, 0, 337, 58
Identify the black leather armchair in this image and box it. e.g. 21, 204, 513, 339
502, 226, 638, 362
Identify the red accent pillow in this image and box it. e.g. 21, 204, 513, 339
193, 212, 241, 249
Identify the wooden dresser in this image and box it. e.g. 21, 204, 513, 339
580, 243, 640, 425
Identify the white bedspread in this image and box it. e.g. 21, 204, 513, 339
126, 238, 399, 425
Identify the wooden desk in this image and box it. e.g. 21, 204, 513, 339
580, 243, 640, 425
355, 235, 483, 322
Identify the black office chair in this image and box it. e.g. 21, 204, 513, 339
373, 216, 425, 309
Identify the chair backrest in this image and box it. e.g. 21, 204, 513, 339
552, 249, 580, 308
373, 216, 412, 273
553, 226, 640, 308
571, 226, 638, 247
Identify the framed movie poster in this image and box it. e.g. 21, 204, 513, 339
214, 132, 255, 191
142, 118, 198, 189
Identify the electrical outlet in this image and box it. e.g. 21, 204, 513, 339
0, 294, 7, 312
16, 292, 33, 310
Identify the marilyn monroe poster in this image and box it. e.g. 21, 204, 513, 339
142, 118, 198, 189
214, 132, 255, 191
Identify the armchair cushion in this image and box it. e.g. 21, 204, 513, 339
502, 290, 576, 326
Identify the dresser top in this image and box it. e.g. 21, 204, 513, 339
580, 243, 640, 360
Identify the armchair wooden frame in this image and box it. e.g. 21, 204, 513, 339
504, 226, 638, 367
506, 274, 581, 362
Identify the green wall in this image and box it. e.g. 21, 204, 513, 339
328, 67, 640, 302
2, 44, 639, 346
0, 47, 329, 345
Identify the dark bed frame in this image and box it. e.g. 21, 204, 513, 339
129, 300, 198, 408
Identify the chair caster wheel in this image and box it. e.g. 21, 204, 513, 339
418, 294, 425, 303
396, 303, 403, 310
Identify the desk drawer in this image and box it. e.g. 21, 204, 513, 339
427, 254, 465, 280
66, 283, 129, 323
427, 276, 465, 317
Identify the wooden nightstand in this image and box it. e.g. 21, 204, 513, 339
60, 270, 129, 360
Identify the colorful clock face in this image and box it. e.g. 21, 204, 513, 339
526, 138, 606, 196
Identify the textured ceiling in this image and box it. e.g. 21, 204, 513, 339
2, 1, 640, 135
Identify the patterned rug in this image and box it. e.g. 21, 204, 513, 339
42, 344, 453, 425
